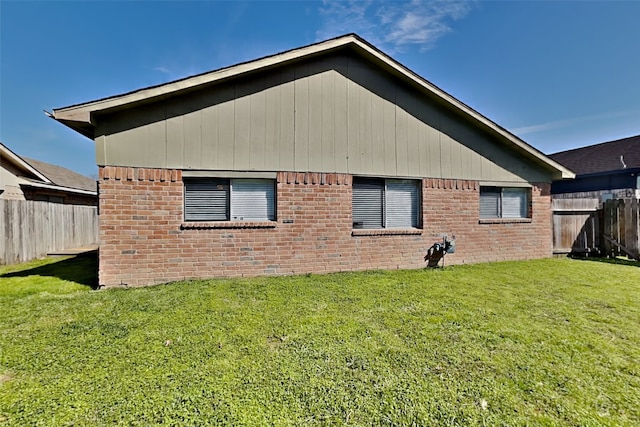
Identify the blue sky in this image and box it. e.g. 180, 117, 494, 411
1, 0, 639, 178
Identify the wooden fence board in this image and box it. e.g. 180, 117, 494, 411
602, 198, 640, 260
0, 200, 98, 265
554, 197, 639, 259
552, 198, 600, 254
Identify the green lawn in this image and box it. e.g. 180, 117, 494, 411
1, 255, 639, 426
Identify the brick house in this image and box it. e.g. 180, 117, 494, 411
51, 34, 573, 287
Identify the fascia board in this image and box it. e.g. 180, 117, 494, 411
52, 36, 358, 122
0, 142, 53, 183
20, 180, 97, 196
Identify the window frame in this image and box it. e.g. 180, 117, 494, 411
352, 177, 421, 230
479, 186, 531, 219
183, 177, 276, 222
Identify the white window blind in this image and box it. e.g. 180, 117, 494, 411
385, 180, 419, 228
230, 179, 275, 221
502, 188, 527, 218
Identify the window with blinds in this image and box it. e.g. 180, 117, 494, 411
352, 178, 420, 229
184, 178, 275, 221
479, 187, 529, 219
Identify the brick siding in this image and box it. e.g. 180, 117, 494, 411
98, 166, 552, 287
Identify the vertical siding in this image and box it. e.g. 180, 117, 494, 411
166, 100, 185, 169
99, 52, 552, 183
183, 106, 202, 169
333, 58, 349, 172
217, 89, 236, 170
249, 86, 266, 170
321, 64, 336, 171
201, 101, 219, 168
346, 68, 361, 173
382, 100, 397, 176
234, 86, 252, 170
294, 63, 310, 171
279, 70, 296, 170
263, 74, 281, 170
308, 61, 324, 170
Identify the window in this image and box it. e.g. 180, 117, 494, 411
480, 187, 530, 219
352, 178, 420, 229
184, 178, 275, 222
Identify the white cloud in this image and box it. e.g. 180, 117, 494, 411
318, 0, 474, 52
512, 109, 640, 135
153, 66, 171, 74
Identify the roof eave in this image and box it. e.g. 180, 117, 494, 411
51, 35, 362, 140
20, 181, 97, 196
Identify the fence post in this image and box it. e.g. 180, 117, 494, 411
630, 198, 639, 258
603, 200, 611, 256
618, 199, 625, 257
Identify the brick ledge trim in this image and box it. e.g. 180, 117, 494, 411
181, 221, 277, 230
478, 218, 532, 224
277, 171, 351, 185
424, 179, 478, 190
352, 229, 423, 236
100, 166, 181, 182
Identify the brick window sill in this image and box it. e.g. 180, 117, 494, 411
351, 229, 423, 237
479, 218, 532, 224
181, 221, 277, 230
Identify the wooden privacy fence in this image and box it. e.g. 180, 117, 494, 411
603, 198, 640, 260
552, 198, 601, 255
0, 200, 98, 265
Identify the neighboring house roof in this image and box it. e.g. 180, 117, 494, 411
0, 142, 96, 195
550, 134, 640, 176
22, 156, 97, 192
0, 142, 51, 182
50, 33, 574, 180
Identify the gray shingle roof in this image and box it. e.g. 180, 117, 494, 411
549, 135, 640, 175
22, 157, 97, 192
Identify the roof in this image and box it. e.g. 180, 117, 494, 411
22, 157, 97, 192
0, 142, 96, 195
50, 33, 574, 180
549, 134, 640, 176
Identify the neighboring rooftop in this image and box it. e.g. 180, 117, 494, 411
0, 142, 96, 194
550, 134, 640, 175
22, 156, 96, 192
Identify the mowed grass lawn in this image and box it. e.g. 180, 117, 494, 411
1, 255, 639, 426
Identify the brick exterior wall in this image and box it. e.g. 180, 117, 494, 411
98, 166, 552, 287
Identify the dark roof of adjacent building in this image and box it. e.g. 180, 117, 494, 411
549, 135, 640, 176
22, 157, 97, 192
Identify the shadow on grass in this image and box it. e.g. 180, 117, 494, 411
569, 255, 640, 268
0, 252, 99, 289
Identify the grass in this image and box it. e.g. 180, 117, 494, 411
0, 255, 639, 426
